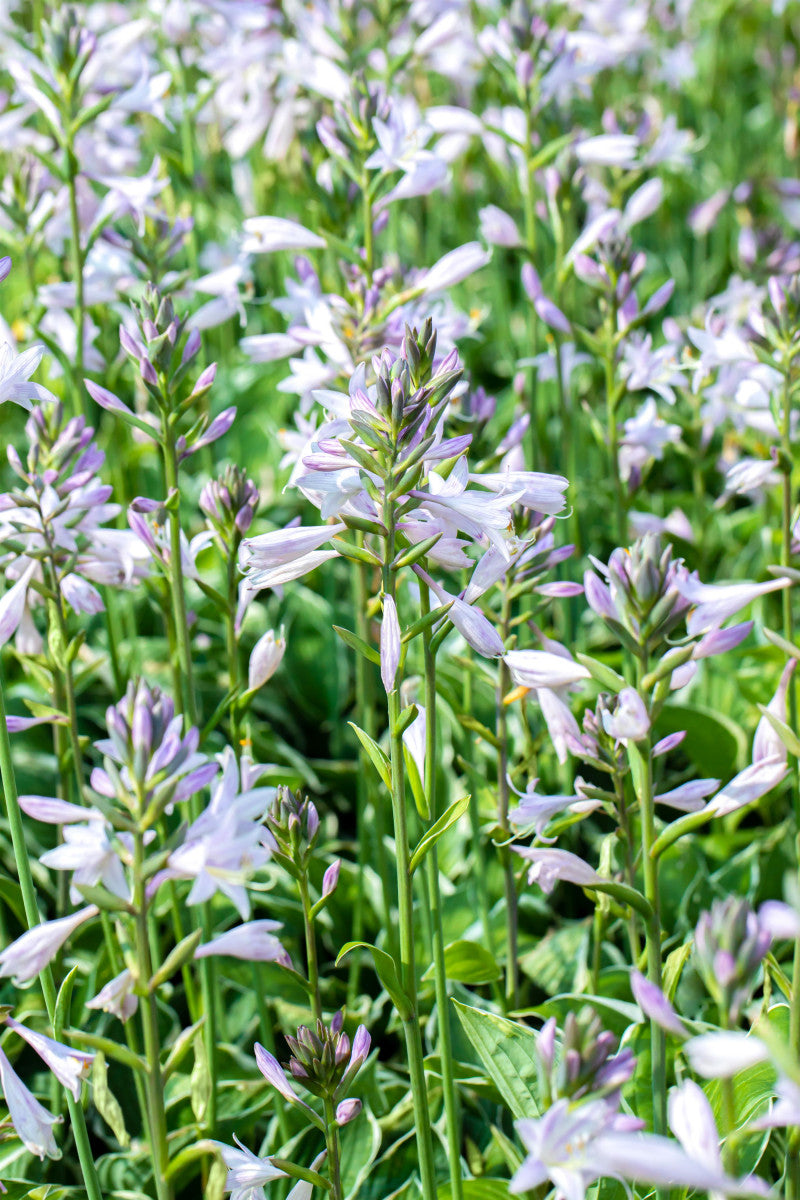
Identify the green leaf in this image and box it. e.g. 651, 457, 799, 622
149, 928, 203, 991
575, 653, 626, 692
756, 704, 800, 757
424, 940, 502, 985
656, 703, 748, 778
453, 1001, 540, 1119
92, 1051, 130, 1147
0, 874, 27, 926
333, 625, 381, 666
437, 1183, 510, 1200
394, 704, 419, 739
163, 1015, 206, 1080
403, 739, 429, 820
336, 941, 411, 1020
341, 1105, 381, 1200
348, 722, 391, 791
66, 1028, 147, 1075
190, 1030, 211, 1123
53, 965, 79, 1039
519, 922, 589, 996
528, 993, 640, 1035
457, 714, 500, 749
410, 795, 471, 873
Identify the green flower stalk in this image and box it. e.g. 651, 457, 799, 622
0, 660, 105, 1199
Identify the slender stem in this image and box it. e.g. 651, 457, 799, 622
323, 1096, 345, 1200
362, 170, 374, 284
225, 549, 242, 756
420, 586, 463, 1200
349, 550, 394, 999
631, 663, 666, 1147
299, 871, 323, 1021
496, 584, 519, 1010
0, 659, 105, 1200
614, 774, 642, 964
133, 828, 173, 1200
161, 421, 198, 727
604, 306, 625, 546
522, 105, 543, 469
64, 132, 87, 419
780, 361, 800, 1195
381, 490, 437, 1200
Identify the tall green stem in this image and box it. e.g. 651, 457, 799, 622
420, 586, 463, 1200
496, 584, 519, 1010
323, 1096, 345, 1200
631, 662, 666, 1145
604, 307, 625, 546
161, 422, 198, 726
780, 363, 800, 1196
133, 829, 173, 1200
64, 132, 87, 418
0, 658, 105, 1200
299, 871, 323, 1022
381, 494, 437, 1200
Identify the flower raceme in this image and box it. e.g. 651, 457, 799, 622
0, 401, 149, 647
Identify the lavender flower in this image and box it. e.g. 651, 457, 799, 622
91, 680, 216, 822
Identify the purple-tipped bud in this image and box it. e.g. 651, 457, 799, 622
380, 594, 401, 693
84, 380, 133, 416
630, 970, 687, 1037
534, 296, 571, 334
139, 357, 158, 386
322, 859, 341, 898
181, 327, 202, 367
189, 362, 218, 400
521, 262, 543, 301
336, 1099, 362, 1126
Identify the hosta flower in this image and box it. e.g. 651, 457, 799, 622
239, 522, 344, 591
0, 343, 56, 411
195, 921, 289, 965
86, 969, 138, 1023
5, 1018, 93, 1101
167, 746, 274, 919
0, 1046, 62, 1160
247, 629, 286, 691
0, 905, 98, 984
217, 1134, 288, 1200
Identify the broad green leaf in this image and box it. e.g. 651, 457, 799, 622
92, 1051, 130, 1148
424, 940, 502, 985
410, 796, 471, 873
656, 704, 748, 778
438, 1182, 510, 1200
341, 1105, 382, 1200
528, 993, 640, 1035
0, 875, 27, 926
519, 922, 589, 996
454, 1001, 540, 1120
